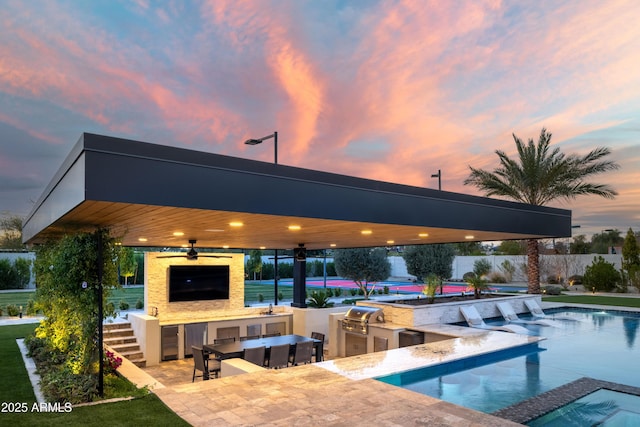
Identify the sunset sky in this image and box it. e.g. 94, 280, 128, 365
1, 0, 638, 240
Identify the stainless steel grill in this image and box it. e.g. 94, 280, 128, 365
341, 306, 385, 335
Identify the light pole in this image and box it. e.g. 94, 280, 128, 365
244, 131, 278, 164
431, 169, 441, 190
245, 131, 279, 303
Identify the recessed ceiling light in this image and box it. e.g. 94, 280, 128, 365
259, 246, 266, 250
222, 245, 230, 249
465, 235, 475, 240
288, 225, 301, 231
138, 238, 148, 242
181, 244, 188, 248
229, 222, 244, 227
330, 243, 336, 247
173, 231, 184, 236
418, 233, 429, 237
205, 229, 225, 232
114, 242, 122, 246
361, 230, 372, 235
386, 240, 395, 244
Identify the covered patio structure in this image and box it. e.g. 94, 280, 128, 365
23, 132, 571, 306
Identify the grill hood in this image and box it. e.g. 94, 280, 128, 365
342, 306, 385, 334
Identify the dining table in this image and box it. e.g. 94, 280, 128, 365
203, 334, 323, 362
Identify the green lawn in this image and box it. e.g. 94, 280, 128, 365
543, 294, 640, 308
0, 323, 189, 427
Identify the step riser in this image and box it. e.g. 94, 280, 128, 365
102, 325, 144, 368
103, 323, 132, 331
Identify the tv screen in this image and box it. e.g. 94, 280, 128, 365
168, 265, 230, 302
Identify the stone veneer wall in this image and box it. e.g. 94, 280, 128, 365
358, 294, 541, 326
144, 252, 245, 323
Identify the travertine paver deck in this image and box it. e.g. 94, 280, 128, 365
151, 364, 522, 426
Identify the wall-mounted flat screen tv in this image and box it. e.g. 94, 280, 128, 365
168, 265, 230, 302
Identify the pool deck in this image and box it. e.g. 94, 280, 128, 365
139, 324, 534, 426
8, 297, 639, 426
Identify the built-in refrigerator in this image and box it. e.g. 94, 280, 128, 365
161, 325, 179, 361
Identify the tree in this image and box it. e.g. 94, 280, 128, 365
454, 241, 484, 255
246, 249, 263, 280
590, 229, 624, 254
622, 228, 640, 291
32, 229, 119, 401
570, 235, 591, 254
464, 128, 619, 293
118, 246, 137, 285
0, 213, 24, 250
496, 240, 527, 255
402, 244, 456, 282
334, 247, 391, 299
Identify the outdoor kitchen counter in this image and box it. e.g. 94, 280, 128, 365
157, 311, 291, 326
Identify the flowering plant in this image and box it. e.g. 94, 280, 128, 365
104, 350, 123, 375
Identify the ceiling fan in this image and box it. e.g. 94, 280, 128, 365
156, 240, 232, 260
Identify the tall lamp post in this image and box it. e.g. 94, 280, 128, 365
244, 131, 278, 164
431, 169, 441, 190
245, 131, 279, 303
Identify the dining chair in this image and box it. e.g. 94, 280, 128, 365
291, 340, 313, 366
240, 335, 260, 341
192, 346, 220, 381
311, 332, 325, 362
214, 337, 236, 345
261, 332, 281, 338
243, 346, 266, 367
267, 344, 290, 369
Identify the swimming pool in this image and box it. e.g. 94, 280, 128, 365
376, 308, 640, 418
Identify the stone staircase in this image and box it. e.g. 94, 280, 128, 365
103, 322, 146, 368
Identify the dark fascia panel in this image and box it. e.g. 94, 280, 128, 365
24, 132, 572, 242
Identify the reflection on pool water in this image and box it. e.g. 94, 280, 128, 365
376, 308, 640, 419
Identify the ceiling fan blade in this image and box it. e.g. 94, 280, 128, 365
156, 254, 188, 258
198, 254, 233, 258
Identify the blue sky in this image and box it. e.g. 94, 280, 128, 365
0, 0, 638, 239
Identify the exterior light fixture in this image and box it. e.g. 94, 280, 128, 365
288, 225, 301, 231
431, 169, 442, 190
229, 221, 244, 227
138, 237, 148, 242
386, 240, 395, 244
418, 233, 429, 237
244, 131, 278, 164
361, 230, 373, 235
465, 235, 475, 240
173, 231, 184, 236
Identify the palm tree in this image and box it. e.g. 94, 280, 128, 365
464, 128, 619, 293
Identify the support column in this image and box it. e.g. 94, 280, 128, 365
291, 245, 307, 308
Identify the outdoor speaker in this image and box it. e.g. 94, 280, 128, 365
294, 247, 306, 261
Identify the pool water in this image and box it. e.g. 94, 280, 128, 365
376, 308, 640, 416
528, 389, 640, 426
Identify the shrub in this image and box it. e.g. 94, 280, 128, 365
473, 258, 492, 277
462, 271, 476, 281
26, 299, 38, 315
583, 256, 622, 292
333, 288, 342, 297
278, 292, 283, 301
306, 290, 334, 308
568, 275, 583, 285
543, 285, 562, 295
6, 304, 20, 316
258, 293, 264, 302
489, 272, 507, 283
350, 289, 357, 296
0, 306, 3, 316
135, 298, 144, 309
104, 350, 123, 375
383, 285, 389, 294
119, 300, 130, 311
